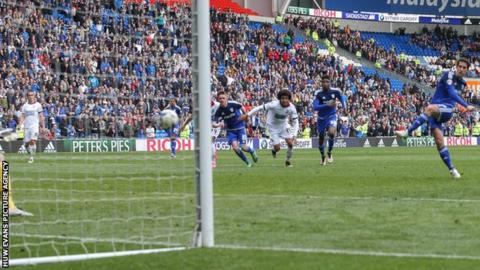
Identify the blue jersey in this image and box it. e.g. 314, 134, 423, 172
214, 101, 245, 130
313, 88, 346, 119
431, 71, 468, 108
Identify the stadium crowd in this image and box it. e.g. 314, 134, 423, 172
0, 0, 192, 139
0, 0, 479, 140
286, 16, 480, 85
411, 25, 480, 77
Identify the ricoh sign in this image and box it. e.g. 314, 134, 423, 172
287, 6, 342, 18
326, 0, 480, 16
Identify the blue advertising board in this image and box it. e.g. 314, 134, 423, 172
419, 16, 462, 24
342, 12, 379, 21
326, 0, 480, 16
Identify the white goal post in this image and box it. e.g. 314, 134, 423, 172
9, 0, 212, 266
192, 0, 215, 247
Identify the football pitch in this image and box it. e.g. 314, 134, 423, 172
7, 147, 480, 269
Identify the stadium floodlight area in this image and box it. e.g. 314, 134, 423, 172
6, 0, 212, 266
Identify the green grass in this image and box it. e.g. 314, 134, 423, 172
8, 147, 480, 269
16, 248, 480, 270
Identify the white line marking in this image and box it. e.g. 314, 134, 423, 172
12, 190, 480, 203
10, 247, 187, 266
215, 194, 480, 203
217, 244, 480, 260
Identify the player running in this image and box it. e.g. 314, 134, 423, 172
241, 89, 299, 167
213, 91, 258, 167
313, 75, 346, 166
396, 59, 476, 179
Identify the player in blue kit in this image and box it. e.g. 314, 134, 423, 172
214, 91, 258, 167
165, 97, 182, 158
397, 59, 476, 178
313, 75, 346, 165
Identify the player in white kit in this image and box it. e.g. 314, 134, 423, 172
20, 91, 45, 163
210, 100, 221, 168
241, 89, 299, 167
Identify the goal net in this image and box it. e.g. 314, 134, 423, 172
0, 0, 210, 265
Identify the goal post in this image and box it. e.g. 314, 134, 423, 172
192, 0, 214, 248
5, 0, 213, 266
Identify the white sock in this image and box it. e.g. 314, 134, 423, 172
211, 143, 217, 163
28, 145, 36, 157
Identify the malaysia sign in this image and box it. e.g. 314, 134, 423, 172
326, 0, 480, 16
419, 16, 462, 24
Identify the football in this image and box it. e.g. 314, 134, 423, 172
160, 109, 180, 129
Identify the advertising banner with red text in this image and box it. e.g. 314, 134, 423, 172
136, 139, 194, 152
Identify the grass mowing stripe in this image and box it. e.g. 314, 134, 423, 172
217, 244, 480, 260
215, 194, 480, 203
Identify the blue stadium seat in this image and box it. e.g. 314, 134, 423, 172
272, 24, 288, 34
248, 22, 263, 30
361, 67, 404, 92
360, 32, 441, 57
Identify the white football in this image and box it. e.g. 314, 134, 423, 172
160, 109, 179, 129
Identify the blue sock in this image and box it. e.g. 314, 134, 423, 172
234, 148, 249, 164
171, 139, 177, 156
439, 146, 454, 170
319, 145, 325, 158
408, 114, 428, 134
328, 137, 334, 153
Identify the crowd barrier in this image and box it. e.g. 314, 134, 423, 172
0, 136, 479, 153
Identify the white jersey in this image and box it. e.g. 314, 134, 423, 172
248, 100, 299, 145
249, 101, 298, 128
21, 102, 43, 129
211, 101, 221, 138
